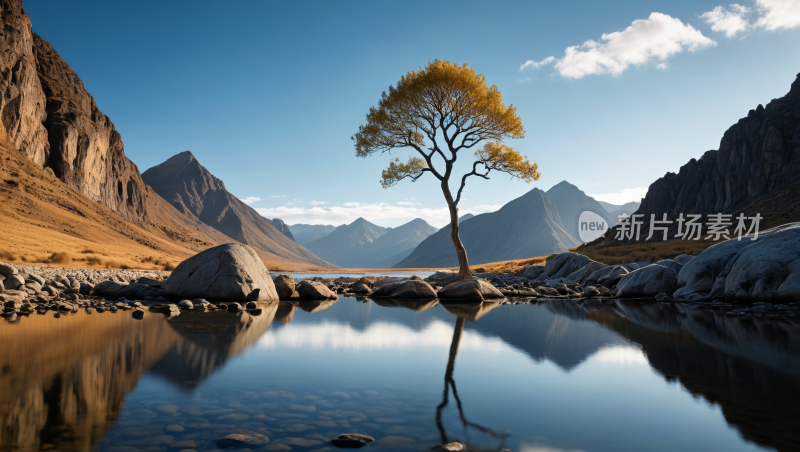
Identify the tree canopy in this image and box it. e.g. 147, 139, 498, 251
353, 60, 538, 200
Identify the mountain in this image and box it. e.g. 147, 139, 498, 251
608, 202, 641, 224
587, 71, 800, 249
0, 1, 279, 268
395, 188, 580, 268
354, 218, 438, 268
303, 218, 390, 267
267, 218, 295, 241
142, 152, 333, 269
546, 181, 615, 241
289, 224, 337, 245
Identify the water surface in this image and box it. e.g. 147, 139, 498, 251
0, 295, 798, 452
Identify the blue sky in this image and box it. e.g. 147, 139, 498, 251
26, 0, 800, 227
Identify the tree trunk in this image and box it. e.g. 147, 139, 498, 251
442, 181, 473, 281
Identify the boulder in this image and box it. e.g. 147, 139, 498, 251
718, 223, 800, 300
615, 264, 679, 298
162, 243, 278, 301
0, 263, 17, 278
296, 280, 337, 300
331, 433, 375, 448
673, 236, 754, 299
586, 265, 629, 288
438, 278, 503, 300
544, 252, 592, 278
425, 271, 457, 286
371, 280, 437, 298
3, 274, 24, 291
352, 279, 373, 293
565, 261, 608, 284
650, 259, 681, 274
519, 265, 545, 280
93, 281, 164, 299
273, 275, 297, 298
673, 254, 694, 265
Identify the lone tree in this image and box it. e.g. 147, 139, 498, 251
353, 60, 540, 281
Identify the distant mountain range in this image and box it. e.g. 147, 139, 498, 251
598, 201, 641, 224
396, 187, 581, 268
302, 217, 437, 268
142, 152, 332, 269
289, 224, 337, 245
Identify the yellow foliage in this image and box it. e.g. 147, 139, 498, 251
353, 59, 525, 160
380, 157, 428, 188
474, 142, 540, 183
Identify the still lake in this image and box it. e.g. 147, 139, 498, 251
1, 290, 798, 452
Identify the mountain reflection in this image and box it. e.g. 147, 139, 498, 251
0, 297, 797, 451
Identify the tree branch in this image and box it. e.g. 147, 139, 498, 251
454, 161, 491, 206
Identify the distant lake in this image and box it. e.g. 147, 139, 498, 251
284, 271, 438, 281
0, 296, 797, 451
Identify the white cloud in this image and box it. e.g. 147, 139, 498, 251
309, 201, 327, 206
516, 77, 533, 83
397, 201, 415, 206
521, 12, 715, 79
255, 203, 501, 228
588, 187, 647, 204
257, 319, 508, 352
240, 196, 261, 205
656, 62, 669, 70
520, 56, 556, 70
269, 195, 287, 198
700, 4, 751, 37
754, 0, 800, 31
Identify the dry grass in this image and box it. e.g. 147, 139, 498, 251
0, 250, 18, 262
163, 262, 176, 271
48, 252, 72, 265
84, 256, 104, 266
573, 238, 715, 265
448, 256, 547, 274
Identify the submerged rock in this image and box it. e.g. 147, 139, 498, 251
331, 433, 374, 448
162, 243, 278, 301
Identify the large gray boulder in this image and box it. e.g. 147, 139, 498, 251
565, 261, 609, 284
652, 259, 683, 274
719, 223, 800, 300
586, 265, 629, 287
438, 278, 504, 300
674, 223, 800, 300
519, 265, 545, 280
162, 243, 278, 301
673, 237, 754, 299
371, 280, 437, 298
615, 264, 679, 298
673, 254, 694, 265
296, 280, 337, 300
544, 253, 592, 278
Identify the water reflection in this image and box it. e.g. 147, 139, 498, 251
0, 296, 797, 451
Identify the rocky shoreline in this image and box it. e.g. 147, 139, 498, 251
3, 223, 800, 323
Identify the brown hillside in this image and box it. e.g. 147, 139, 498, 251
0, 128, 328, 271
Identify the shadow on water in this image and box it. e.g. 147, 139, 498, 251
0, 296, 797, 451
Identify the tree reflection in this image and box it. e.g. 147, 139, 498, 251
436, 315, 510, 446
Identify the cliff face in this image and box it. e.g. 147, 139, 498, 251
583, 72, 800, 249
0, 0, 147, 223
640, 73, 799, 219
32, 33, 147, 221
